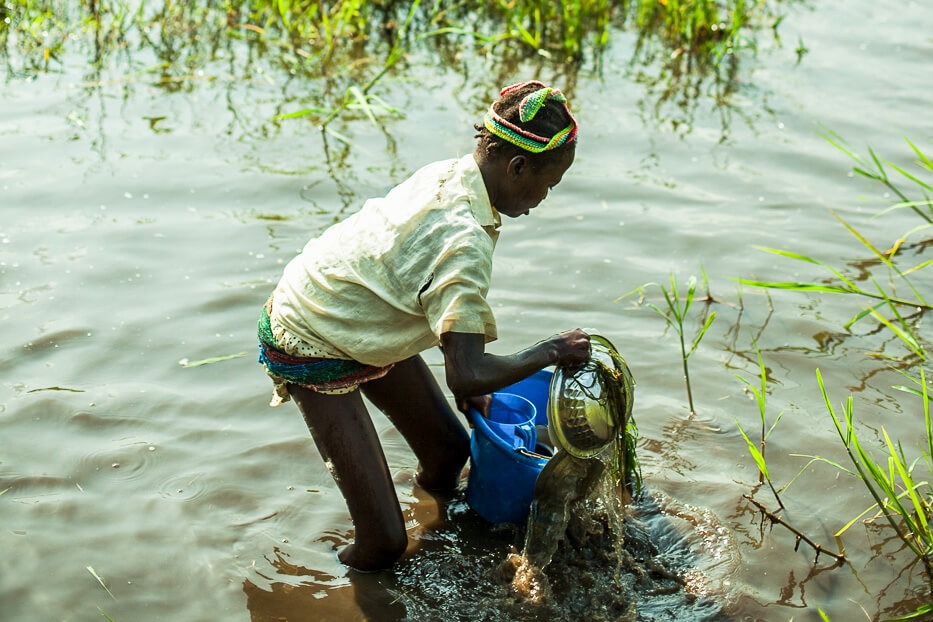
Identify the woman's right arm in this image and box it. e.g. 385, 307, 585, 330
439, 329, 590, 401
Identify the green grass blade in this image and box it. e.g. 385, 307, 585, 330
868, 308, 925, 360
883, 427, 930, 536
735, 278, 855, 294
684, 275, 697, 317
904, 255, 933, 276
751, 245, 827, 266
272, 107, 331, 121
819, 128, 864, 165
834, 499, 881, 537
788, 454, 855, 477
868, 146, 889, 182
737, 420, 769, 481
906, 137, 933, 171
831, 210, 892, 266
852, 166, 884, 183
877, 200, 933, 217
887, 161, 933, 193
348, 86, 378, 126
923, 368, 933, 474
688, 311, 716, 356
844, 302, 885, 330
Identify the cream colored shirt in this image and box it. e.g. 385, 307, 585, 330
270, 154, 501, 367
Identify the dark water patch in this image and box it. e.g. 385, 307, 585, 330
67, 409, 151, 430
0, 474, 76, 496
240, 490, 732, 622
195, 289, 266, 315
17, 327, 95, 354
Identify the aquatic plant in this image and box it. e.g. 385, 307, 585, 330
733, 136, 933, 615
629, 0, 754, 60
621, 270, 717, 416
737, 136, 933, 362
816, 368, 933, 582
735, 340, 785, 507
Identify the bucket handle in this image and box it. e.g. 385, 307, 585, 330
516, 447, 551, 459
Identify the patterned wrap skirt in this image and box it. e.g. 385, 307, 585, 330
257, 297, 394, 406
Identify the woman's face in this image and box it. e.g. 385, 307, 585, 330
495, 147, 575, 218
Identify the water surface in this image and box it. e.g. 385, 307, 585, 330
2, 2, 932, 620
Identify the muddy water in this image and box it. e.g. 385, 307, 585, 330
2, 1, 933, 620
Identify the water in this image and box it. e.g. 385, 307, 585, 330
2, 1, 933, 620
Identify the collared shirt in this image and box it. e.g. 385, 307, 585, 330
270, 154, 501, 367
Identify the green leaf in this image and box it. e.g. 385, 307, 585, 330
688, 311, 716, 356
735, 279, 854, 294
348, 85, 378, 126
272, 107, 331, 121
906, 137, 933, 171
737, 421, 769, 480
887, 161, 933, 193
834, 498, 880, 536
831, 210, 890, 265
751, 246, 826, 266
843, 302, 884, 330
868, 308, 925, 360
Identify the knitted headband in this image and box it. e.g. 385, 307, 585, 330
483, 80, 578, 154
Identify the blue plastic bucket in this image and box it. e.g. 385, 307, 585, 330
466, 370, 553, 524
483, 392, 537, 450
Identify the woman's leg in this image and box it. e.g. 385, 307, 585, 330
288, 384, 408, 571
361, 356, 470, 491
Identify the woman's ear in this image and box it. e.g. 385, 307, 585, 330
506, 154, 529, 179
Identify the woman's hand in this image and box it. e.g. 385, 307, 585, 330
456, 393, 492, 427
546, 328, 590, 368
457, 393, 492, 420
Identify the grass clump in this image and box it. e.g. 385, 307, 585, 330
817, 368, 933, 583
737, 135, 933, 362
620, 270, 717, 416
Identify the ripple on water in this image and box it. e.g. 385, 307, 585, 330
158, 472, 208, 502
74, 439, 160, 484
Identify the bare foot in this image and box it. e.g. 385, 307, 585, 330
414, 462, 465, 493
337, 540, 406, 573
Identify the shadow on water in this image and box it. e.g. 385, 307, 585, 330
243, 486, 732, 622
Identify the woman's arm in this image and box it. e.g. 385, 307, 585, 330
440, 329, 590, 400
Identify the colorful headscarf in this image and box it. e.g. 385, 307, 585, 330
483, 80, 578, 154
